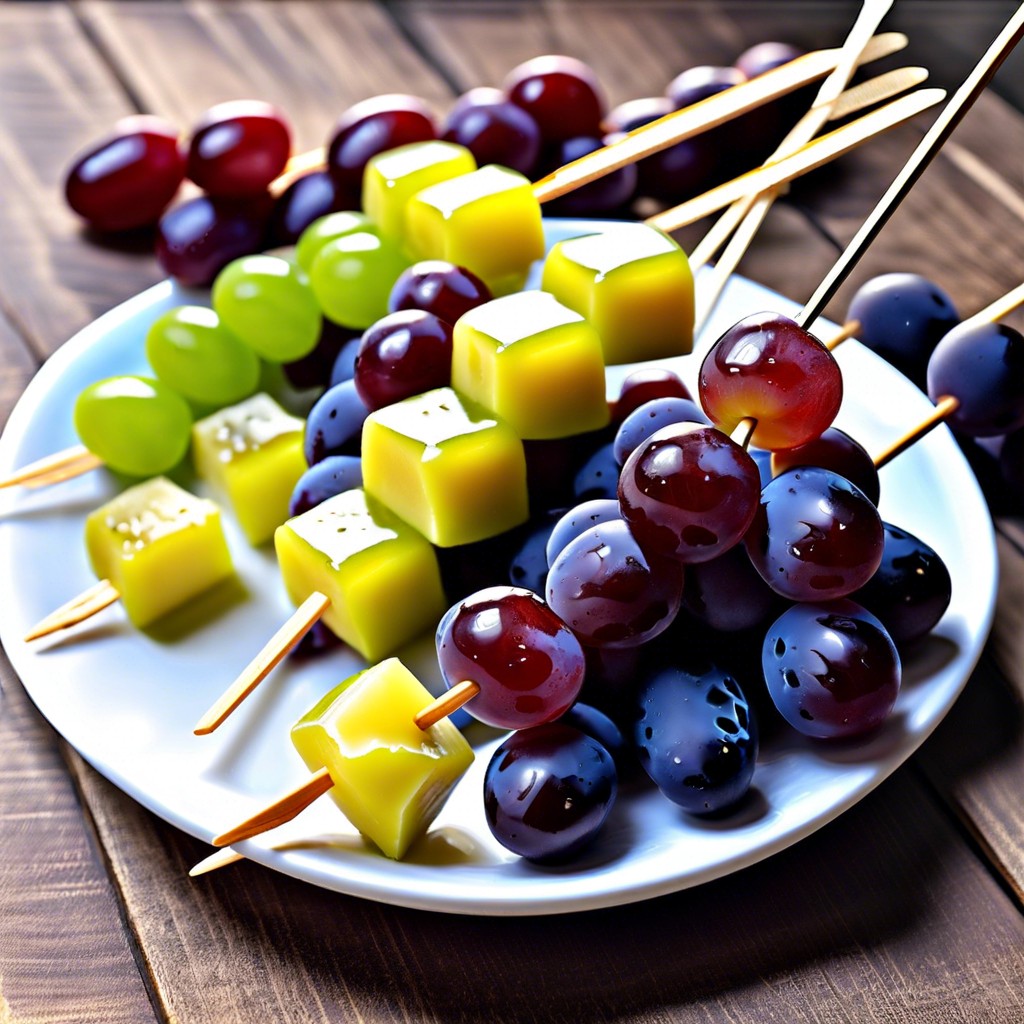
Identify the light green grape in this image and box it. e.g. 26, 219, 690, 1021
146, 305, 260, 406
74, 376, 193, 477
296, 211, 374, 272
212, 254, 321, 363
309, 231, 410, 329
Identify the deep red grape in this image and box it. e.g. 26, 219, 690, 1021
388, 260, 491, 323
268, 170, 359, 246
699, 312, 843, 451
442, 87, 541, 176
186, 100, 291, 198
353, 310, 453, 410
503, 55, 606, 144
326, 94, 437, 192
484, 723, 617, 862
65, 116, 185, 232
763, 599, 900, 739
546, 518, 683, 647
613, 368, 692, 425
770, 427, 880, 506
745, 466, 884, 601
619, 423, 761, 563
435, 586, 585, 730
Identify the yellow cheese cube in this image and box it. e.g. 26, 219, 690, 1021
192, 393, 307, 545
362, 141, 476, 246
362, 386, 528, 547
84, 477, 234, 628
541, 223, 694, 364
452, 291, 610, 439
404, 165, 544, 296
291, 658, 474, 860
275, 488, 445, 662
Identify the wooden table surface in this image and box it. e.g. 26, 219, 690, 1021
3, 2, 1024, 1021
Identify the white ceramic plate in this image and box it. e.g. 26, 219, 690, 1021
0, 221, 997, 916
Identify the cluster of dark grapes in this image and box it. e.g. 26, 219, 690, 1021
64, 43, 805, 290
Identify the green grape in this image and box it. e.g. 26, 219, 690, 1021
74, 376, 193, 477
212, 254, 321, 363
309, 231, 409, 329
145, 305, 260, 406
296, 211, 374, 272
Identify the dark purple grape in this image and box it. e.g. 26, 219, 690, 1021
288, 455, 363, 517
155, 195, 269, 287
746, 466, 884, 601
289, 619, 343, 660
353, 310, 453, 410
580, 645, 643, 727
503, 55, 606, 144
329, 336, 362, 388
574, 441, 620, 501
508, 515, 559, 594
734, 41, 805, 78
65, 116, 185, 232
630, 134, 717, 203
483, 723, 617, 862
613, 368, 692, 425
770, 427, 880, 506
546, 518, 683, 648
763, 600, 900, 739
540, 136, 637, 217
560, 703, 631, 775
682, 544, 785, 632
613, 397, 709, 466
186, 100, 291, 198
442, 87, 541, 176
303, 379, 368, 464
666, 65, 744, 110
635, 661, 757, 813
927, 320, 1024, 436
619, 423, 761, 563
268, 170, 359, 246
326, 94, 437, 192
388, 260, 491, 323
847, 273, 960, 389
604, 96, 672, 134
851, 523, 952, 647
546, 499, 622, 568
283, 320, 360, 390
436, 586, 585, 729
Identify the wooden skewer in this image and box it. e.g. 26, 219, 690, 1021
0, 445, 103, 490
413, 680, 481, 730
824, 319, 862, 350
189, 848, 246, 877
23, 579, 121, 642
955, 281, 1024, 334
193, 591, 331, 735
873, 395, 961, 470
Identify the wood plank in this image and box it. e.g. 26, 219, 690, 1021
70, 759, 1024, 1023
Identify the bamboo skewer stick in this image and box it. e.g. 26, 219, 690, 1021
872, 396, 961, 470
956, 281, 1024, 334
23, 579, 121, 642
0, 445, 102, 490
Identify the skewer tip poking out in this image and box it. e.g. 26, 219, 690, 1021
413, 680, 481, 731
189, 848, 245, 877
825, 319, 861, 350
24, 579, 121, 642
873, 395, 961, 470
0, 445, 103, 491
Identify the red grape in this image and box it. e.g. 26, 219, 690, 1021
613, 367, 692, 425
503, 55, 606, 144
770, 427, 880, 505
388, 261, 491, 323
442, 87, 541, 176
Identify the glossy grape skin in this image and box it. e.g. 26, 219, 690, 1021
326, 94, 437, 192
328, 336, 362, 388
145, 305, 260, 407
851, 523, 952, 647
546, 518, 683, 648
442, 87, 542, 176
212, 255, 321, 363
619, 423, 761, 564
613, 368, 692, 425
927, 321, 1024, 437
156, 195, 269, 287
770, 427, 880, 506
74, 376, 192, 477
763, 599, 901, 739
295, 211, 374, 273
388, 260, 491, 324
635, 662, 757, 813
504, 55, 606, 144
435, 586, 585, 730
65, 116, 185, 232
288, 455, 363, 517
734, 41, 805, 78
268, 170, 358, 247
545, 499, 622, 568
699, 312, 843, 451
484, 723, 617, 862
746, 467, 884, 602
573, 441, 620, 501
847, 273, 959, 389
604, 96, 672, 134
186, 100, 291, 198
303, 380, 368, 465
309, 231, 409, 329
681, 544, 785, 632
560, 703, 630, 774
612, 397, 709, 466
353, 310, 453, 410
540, 137, 637, 217
666, 65, 744, 110
283, 320, 360, 391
